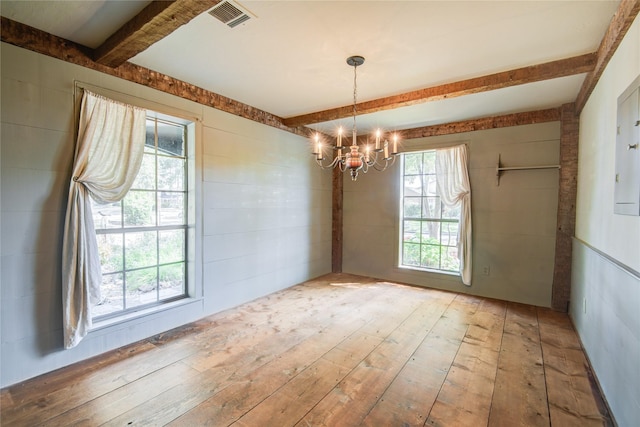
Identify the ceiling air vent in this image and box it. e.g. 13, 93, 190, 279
208, 1, 253, 28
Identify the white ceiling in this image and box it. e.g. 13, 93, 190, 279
0, 0, 621, 134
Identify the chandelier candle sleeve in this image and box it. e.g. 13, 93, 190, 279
314, 134, 323, 160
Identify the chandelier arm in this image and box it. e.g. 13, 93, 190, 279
315, 156, 342, 170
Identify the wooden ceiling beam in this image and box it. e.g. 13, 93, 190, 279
283, 54, 595, 128
0, 17, 305, 137
93, 0, 221, 68
400, 108, 561, 140
575, 0, 640, 114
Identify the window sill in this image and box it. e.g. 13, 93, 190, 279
396, 265, 461, 277
90, 296, 203, 332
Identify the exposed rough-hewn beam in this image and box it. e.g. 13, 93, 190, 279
94, 0, 221, 67
575, 0, 640, 114
283, 55, 595, 128
0, 17, 306, 137
552, 103, 579, 312
332, 167, 343, 273
400, 108, 561, 140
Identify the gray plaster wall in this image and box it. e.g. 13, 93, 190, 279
0, 42, 332, 387
342, 122, 560, 307
571, 15, 640, 427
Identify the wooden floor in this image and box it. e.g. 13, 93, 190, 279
1, 274, 612, 426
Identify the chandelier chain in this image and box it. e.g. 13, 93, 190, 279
352, 63, 358, 140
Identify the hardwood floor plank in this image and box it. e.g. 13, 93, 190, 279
1, 340, 194, 426
488, 303, 549, 427
537, 308, 611, 427
180, 275, 379, 373
294, 291, 460, 426
39, 361, 200, 426
169, 282, 425, 426
106, 279, 411, 425
361, 293, 482, 427
0, 275, 613, 427
425, 299, 507, 427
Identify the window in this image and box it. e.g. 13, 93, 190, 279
91, 115, 189, 319
400, 150, 461, 273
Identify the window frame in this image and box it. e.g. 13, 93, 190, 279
398, 149, 462, 275
90, 114, 192, 321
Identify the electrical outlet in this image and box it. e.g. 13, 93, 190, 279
482, 266, 490, 276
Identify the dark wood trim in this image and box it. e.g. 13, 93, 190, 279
551, 103, 579, 312
331, 167, 343, 273
283, 54, 595, 128
0, 17, 307, 137
575, 0, 640, 114
400, 108, 561, 140
94, 0, 221, 67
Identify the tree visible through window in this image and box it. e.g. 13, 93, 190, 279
91, 116, 188, 318
400, 151, 461, 273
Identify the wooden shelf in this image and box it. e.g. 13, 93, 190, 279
495, 154, 560, 186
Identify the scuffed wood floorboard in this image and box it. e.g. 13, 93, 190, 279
0, 274, 612, 426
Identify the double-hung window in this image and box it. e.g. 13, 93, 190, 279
400, 150, 461, 273
91, 115, 189, 319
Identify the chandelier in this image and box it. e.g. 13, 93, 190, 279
312, 56, 400, 181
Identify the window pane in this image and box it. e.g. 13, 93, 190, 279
96, 233, 123, 273
125, 231, 157, 270
132, 154, 155, 190
158, 156, 184, 191
91, 200, 121, 229
442, 222, 459, 246
145, 119, 156, 152
403, 220, 421, 243
400, 149, 461, 275
404, 153, 422, 175
126, 267, 157, 308
157, 122, 184, 156
423, 174, 438, 196
159, 230, 184, 264
93, 273, 123, 317
123, 191, 156, 227
421, 244, 440, 269
423, 197, 441, 219
402, 243, 420, 266
94, 114, 189, 320
422, 221, 442, 244
442, 247, 460, 272
423, 151, 436, 172
159, 263, 184, 300
404, 176, 422, 196
403, 198, 422, 218
159, 192, 185, 226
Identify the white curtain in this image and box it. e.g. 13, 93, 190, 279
436, 144, 472, 286
62, 90, 146, 348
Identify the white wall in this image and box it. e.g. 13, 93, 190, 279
342, 123, 560, 307
0, 43, 332, 387
571, 15, 640, 427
